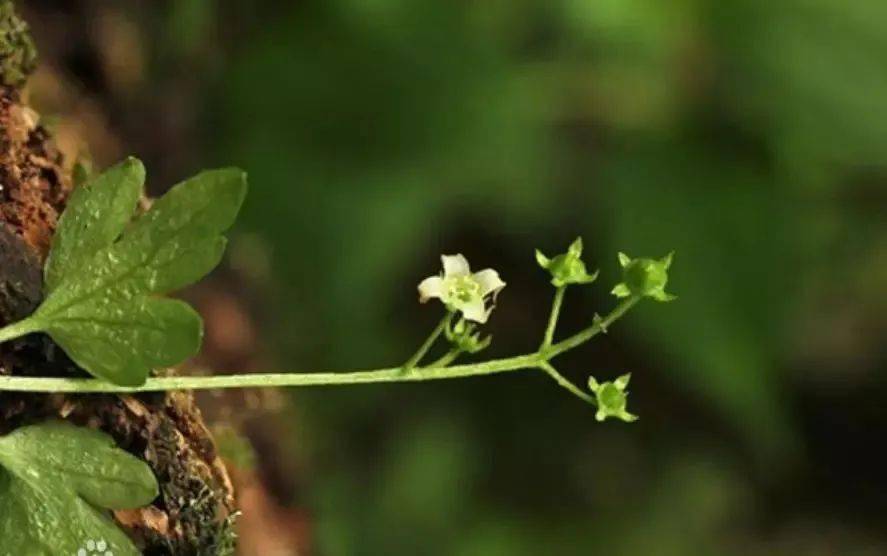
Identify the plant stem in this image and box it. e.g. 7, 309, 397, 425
545, 296, 639, 359
0, 317, 39, 344
427, 348, 461, 368
0, 297, 641, 394
0, 354, 541, 393
538, 361, 595, 405
403, 312, 453, 370
541, 286, 566, 349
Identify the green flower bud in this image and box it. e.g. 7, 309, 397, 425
445, 318, 492, 354
536, 237, 599, 287
588, 373, 637, 422
611, 252, 675, 302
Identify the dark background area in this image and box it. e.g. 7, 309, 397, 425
18, 0, 887, 554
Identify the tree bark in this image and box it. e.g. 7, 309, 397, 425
0, 2, 236, 553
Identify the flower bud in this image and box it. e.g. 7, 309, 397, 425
445, 318, 492, 354
588, 373, 637, 422
611, 252, 675, 302
536, 237, 599, 287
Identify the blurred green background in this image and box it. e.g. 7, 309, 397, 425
23, 0, 887, 554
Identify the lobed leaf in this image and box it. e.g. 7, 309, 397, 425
0, 422, 159, 555
19, 160, 247, 386
44, 157, 145, 293
45, 297, 203, 386
38, 167, 246, 315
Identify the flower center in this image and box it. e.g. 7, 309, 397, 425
445, 275, 481, 304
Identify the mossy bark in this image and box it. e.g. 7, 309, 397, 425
0, 2, 236, 553
0, 0, 35, 88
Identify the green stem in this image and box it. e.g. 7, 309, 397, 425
0, 317, 40, 344
403, 312, 453, 370
545, 296, 640, 358
0, 354, 541, 393
0, 297, 641, 394
538, 361, 595, 405
427, 348, 461, 368
541, 286, 566, 349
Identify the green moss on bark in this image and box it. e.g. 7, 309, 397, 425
0, 0, 36, 87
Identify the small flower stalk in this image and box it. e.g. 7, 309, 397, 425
588, 373, 638, 422
418, 254, 505, 324
536, 237, 599, 287
611, 252, 675, 302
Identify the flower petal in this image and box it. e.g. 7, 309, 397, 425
460, 297, 489, 323
418, 276, 444, 302
442, 254, 470, 277
473, 269, 506, 298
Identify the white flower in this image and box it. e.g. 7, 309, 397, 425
417, 254, 505, 323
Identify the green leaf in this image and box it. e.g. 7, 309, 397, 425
0, 422, 158, 555
17, 160, 247, 385
44, 157, 145, 293
40, 167, 246, 307
0, 422, 158, 507
45, 297, 203, 387
100, 167, 246, 296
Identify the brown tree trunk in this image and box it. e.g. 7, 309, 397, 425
0, 2, 236, 553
